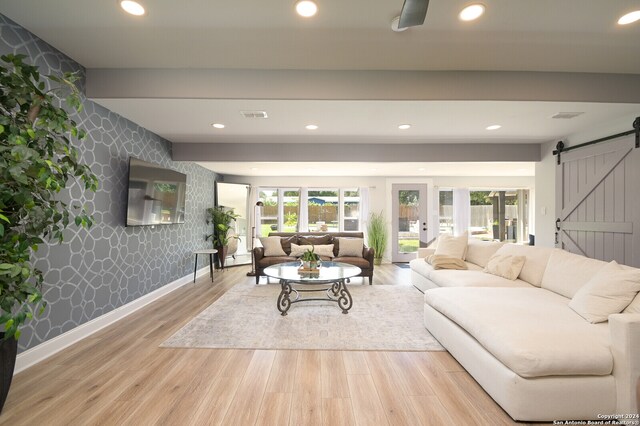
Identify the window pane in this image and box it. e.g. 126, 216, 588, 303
398, 190, 419, 253
283, 190, 299, 232
259, 189, 278, 235
308, 190, 339, 232
343, 189, 360, 231
469, 189, 529, 242
439, 190, 453, 234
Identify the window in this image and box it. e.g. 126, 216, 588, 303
258, 187, 362, 233
438, 188, 530, 242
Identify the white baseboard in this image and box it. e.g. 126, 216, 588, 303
15, 266, 212, 374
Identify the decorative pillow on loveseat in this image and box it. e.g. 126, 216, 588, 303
290, 243, 335, 259
289, 243, 313, 258
337, 238, 364, 257
569, 260, 640, 323
259, 236, 287, 257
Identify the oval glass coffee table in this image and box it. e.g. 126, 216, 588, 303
263, 261, 361, 316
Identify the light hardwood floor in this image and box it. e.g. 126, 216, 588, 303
0, 264, 548, 425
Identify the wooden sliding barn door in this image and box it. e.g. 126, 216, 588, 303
556, 135, 640, 267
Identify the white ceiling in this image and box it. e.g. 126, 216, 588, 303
1, 0, 639, 73
2, 0, 639, 177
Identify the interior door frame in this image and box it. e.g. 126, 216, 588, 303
391, 183, 428, 263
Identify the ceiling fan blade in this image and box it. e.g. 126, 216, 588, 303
398, 0, 430, 29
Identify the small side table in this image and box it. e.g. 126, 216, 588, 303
193, 249, 218, 283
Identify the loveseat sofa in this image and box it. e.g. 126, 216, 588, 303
410, 240, 640, 421
254, 232, 374, 284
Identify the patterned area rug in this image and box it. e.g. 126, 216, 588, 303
162, 282, 443, 351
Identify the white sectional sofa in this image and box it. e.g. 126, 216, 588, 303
409, 240, 640, 421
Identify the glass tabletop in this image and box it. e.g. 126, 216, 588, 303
263, 261, 361, 283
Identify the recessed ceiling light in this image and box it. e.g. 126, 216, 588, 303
486, 124, 501, 130
305, 124, 318, 130
295, 0, 318, 17
398, 124, 411, 130
418, 167, 426, 171
459, 4, 485, 21
120, 0, 145, 16
250, 167, 258, 171
618, 10, 640, 25
211, 123, 225, 129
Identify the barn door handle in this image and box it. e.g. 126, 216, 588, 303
555, 218, 561, 231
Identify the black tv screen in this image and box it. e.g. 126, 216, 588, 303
126, 157, 187, 226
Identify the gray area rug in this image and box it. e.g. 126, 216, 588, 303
162, 282, 443, 351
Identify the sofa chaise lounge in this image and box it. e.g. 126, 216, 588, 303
410, 240, 640, 421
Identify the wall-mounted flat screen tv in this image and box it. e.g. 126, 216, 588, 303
126, 157, 187, 226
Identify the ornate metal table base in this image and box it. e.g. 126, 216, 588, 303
277, 278, 353, 316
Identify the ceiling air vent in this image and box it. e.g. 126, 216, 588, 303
551, 112, 584, 119
240, 110, 268, 119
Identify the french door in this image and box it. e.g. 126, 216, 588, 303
391, 184, 428, 262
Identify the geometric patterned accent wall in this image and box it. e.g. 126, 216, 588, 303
0, 15, 218, 352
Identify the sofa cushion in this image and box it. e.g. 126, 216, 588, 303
493, 244, 553, 287
465, 239, 505, 268
483, 254, 526, 281
257, 256, 296, 267
337, 237, 364, 257
279, 235, 298, 255
541, 249, 608, 298
434, 232, 468, 259
334, 257, 370, 269
313, 244, 335, 259
624, 293, 640, 313
260, 236, 287, 257
424, 287, 613, 377
569, 261, 640, 323
429, 269, 531, 288
299, 234, 332, 246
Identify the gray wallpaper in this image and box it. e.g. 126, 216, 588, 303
0, 15, 218, 352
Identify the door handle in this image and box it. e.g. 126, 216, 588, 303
422, 227, 427, 231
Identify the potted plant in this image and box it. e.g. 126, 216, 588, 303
206, 206, 239, 269
0, 54, 98, 412
300, 246, 320, 270
367, 211, 388, 265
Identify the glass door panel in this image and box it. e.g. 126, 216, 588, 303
392, 184, 428, 262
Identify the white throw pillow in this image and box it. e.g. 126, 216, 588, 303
483, 254, 526, 281
434, 232, 468, 260
337, 238, 364, 257
465, 239, 505, 268
259, 236, 287, 257
569, 261, 640, 323
289, 243, 313, 258
493, 244, 553, 287
313, 244, 335, 258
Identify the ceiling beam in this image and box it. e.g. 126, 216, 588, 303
172, 143, 541, 162
87, 69, 640, 103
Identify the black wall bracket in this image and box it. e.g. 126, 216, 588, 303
553, 141, 564, 165
634, 116, 640, 149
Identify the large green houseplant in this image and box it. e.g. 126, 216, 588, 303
367, 211, 388, 265
206, 206, 239, 269
0, 54, 98, 411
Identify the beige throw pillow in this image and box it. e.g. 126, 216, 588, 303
313, 244, 335, 258
434, 232, 468, 260
484, 254, 526, 280
289, 243, 313, 258
569, 261, 640, 323
426, 255, 468, 270
337, 238, 364, 257
465, 239, 505, 268
259, 236, 287, 257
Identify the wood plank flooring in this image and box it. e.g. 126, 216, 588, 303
0, 264, 547, 425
